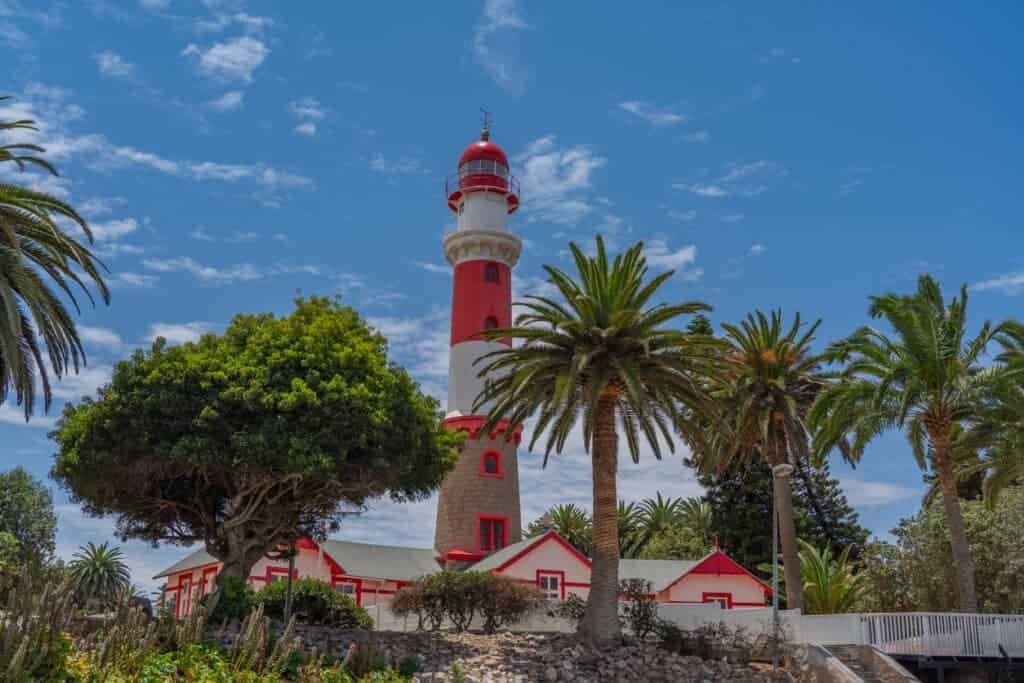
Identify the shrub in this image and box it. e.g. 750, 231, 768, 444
619, 578, 659, 639
0, 572, 77, 680
343, 641, 389, 677
390, 571, 543, 633
254, 578, 373, 628
203, 575, 253, 623
547, 593, 586, 627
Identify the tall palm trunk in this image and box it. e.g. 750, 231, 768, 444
928, 421, 978, 611
578, 390, 622, 647
772, 464, 804, 611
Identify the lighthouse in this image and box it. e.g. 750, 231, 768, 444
434, 124, 523, 565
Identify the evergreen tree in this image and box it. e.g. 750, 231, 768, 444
697, 458, 869, 574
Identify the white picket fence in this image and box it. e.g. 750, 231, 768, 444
369, 602, 1024, 660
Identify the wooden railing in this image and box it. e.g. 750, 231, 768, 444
859, 613, 1024, 659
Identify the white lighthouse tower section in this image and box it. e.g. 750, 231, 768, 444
443, 190, 521, 420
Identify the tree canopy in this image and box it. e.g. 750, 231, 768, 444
0, 466, 57, 565
51, 296, 461, 581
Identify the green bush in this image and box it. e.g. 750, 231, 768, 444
389, 571, 543, 633
619, 578, 659, 638
547, 593, 586, 627
203, 575, 254, 623
254, 578, 373, 628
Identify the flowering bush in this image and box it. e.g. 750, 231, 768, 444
254, 578, 373, 628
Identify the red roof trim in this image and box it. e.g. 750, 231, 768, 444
492, 531, 592, 573
663, 549, 772, 595
459, 140, 509, 166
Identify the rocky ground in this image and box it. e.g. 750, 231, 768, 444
261, 628, 790, 682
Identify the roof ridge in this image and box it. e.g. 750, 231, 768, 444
324, 539, 436, 553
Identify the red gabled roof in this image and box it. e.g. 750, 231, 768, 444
474, 531, 592, 574
662, 548, 773, 595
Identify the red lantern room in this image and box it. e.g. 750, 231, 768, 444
446, 129, 520, 214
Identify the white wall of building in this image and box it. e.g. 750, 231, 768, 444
457, 192, 508, 232
662, 573, 767, 606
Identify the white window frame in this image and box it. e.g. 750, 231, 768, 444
538, 572, 561, 601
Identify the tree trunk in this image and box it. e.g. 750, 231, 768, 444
772, 464, 804, 612
931, 429, 979, 611
213, 526, 266, 589
578, 390, 622, 648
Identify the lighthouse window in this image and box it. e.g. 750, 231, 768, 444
484, 263, 499, 282
480, 450, 503, 477
484, 316, 499, 330
478, 516, 507, 552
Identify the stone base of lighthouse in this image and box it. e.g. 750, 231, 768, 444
434, 425, 522, 564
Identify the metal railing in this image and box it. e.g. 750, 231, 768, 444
859, 613, 1024, 658
444, 172, 520, 198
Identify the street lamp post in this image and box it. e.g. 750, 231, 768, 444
771, 462, 794, 672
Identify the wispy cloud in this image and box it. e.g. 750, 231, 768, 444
94, 50, 137, 80
79, 326, 123, 351
618, 100, 686, 127
194, 12, 273, 35
839, 478, 917, 506
0, 403, 55, 427
182, 36, 269, 82
369, 154, 426, 175
667, 209, 697, 222
971, 271, 1024, 294
88, 217, 139, 241
289, 96, 324, 137
749, 243, 766, 256
472, 0, 528, 96
142, 256, 323, 286
515, 135, 607, 225
414, 261, 452, 275
674, 160, 783, 198
109, 272, 159, 289
644, 240, 702, 280
147, 321, 214, 345
206, 90, 243, 112
681, 130, 711, 144
721, 213, 745, 223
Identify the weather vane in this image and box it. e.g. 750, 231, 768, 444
480, 107, 492, 140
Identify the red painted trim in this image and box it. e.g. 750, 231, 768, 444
563, 581, 591, 588
479, 449, 504, 478
200, 566, 219, 598
441, 549, 487, 563
491, 531, 593, 574
536, 570, 567, 600
476, 514, 510, 553
442, 416, 523, 445
662, 549, 772, 596
178, 575, 192, 618
332, 576, 362, 606
450, 260, 512, 346
702, 592, 734, 609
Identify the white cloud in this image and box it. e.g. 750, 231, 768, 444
50, 365, 113, 400
143, 256, 262, 284
839, 478, 918, 507
414, 261, 452, 275
294, 122, 316, 137
147, 321, 213, 345
79, 326, 123, 351
0, 403, 55, 427
272, 233, 289, 242
140, 0, 171, 9
473, 0, 528, 96
644, 240, 703, 280
971, 272, 1024, 294
721, 213, 744, 223
109, 272, 159, 289
749, 243, 766, 256
673, 160, 782, 198
618, 100, 686, 127
79, 196, 126, 217
288, 96, 324, 121
182, 36, 269, 82
95, 50, 137, 79
369, 154, 425, 175
88, 217, 138, 241
191, 226, 215, 241
207, 90, 243, 112
514, 135, 607, 225
194, 12, 273, 35
667, 209, 697, 222
681, 130, 710, 143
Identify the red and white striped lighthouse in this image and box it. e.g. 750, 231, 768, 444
434, 125, 523, 565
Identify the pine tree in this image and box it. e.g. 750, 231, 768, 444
696, 458, 869, 573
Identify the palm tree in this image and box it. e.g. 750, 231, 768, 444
525, 503, 593, 555
475, 236, 718, 647
638, 492, 683, 537
760, 540, 864, 615
0, 102, 109, 420
617, 501, 647, 559
70, 541, 130, 608
694, 310, 826, 611
809, 275, 1024, 611
678, 497, 713, 545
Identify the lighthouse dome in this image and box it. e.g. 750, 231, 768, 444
458, 138, 509, 168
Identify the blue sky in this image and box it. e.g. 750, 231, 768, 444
1, 1, 1022, 593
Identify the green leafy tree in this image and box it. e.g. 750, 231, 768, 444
695, 310, 827, 611
0, 467, 57, 567
678, 497, 713, 545
810, 275, 1024, 610
524, 503, 592, 555
475, 237, 718, 647
639, 523, 709, 560
52, 297, 461, 585
617, 501, 647, 559
70, 541, 130, 608
0, 100, 109, 420
791, 459, 869, 562
761, 540, 864, 614
854, 541, 916, 612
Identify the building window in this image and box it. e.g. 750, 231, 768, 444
478, 516, 507, 552
480, 450, 503, 478
484, 316, 499, 330
484, 263, 499, 282
702, 592, 732, 609
538, 572, 562, 600
335, 581, 357, 597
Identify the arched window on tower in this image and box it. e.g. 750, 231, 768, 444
484, 316, 499, 331
484, 263, 499, 283
480, 450, 503, 478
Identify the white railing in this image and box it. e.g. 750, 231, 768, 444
859, 613, 1024, 659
